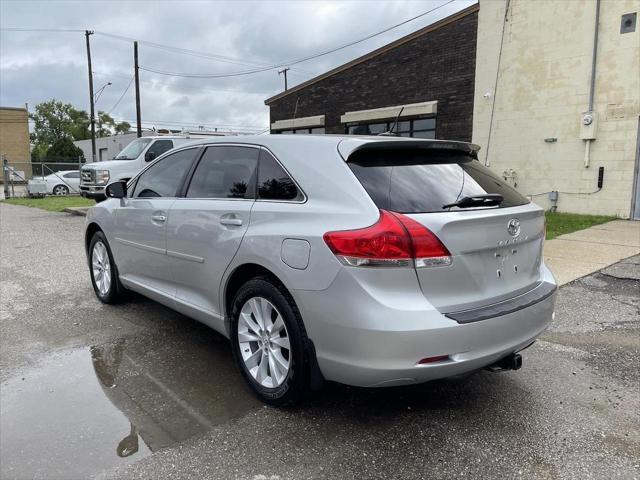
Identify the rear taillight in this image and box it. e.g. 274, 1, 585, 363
323, 210, 451, 268
389, 212, 452, 268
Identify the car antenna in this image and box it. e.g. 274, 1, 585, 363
379, 107, 404, 136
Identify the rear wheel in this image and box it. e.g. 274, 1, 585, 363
52, 184, 69, 196
230, 277, 311, 406
89, 231, 124, 304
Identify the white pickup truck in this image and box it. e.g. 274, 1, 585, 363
80, 135, 197, 200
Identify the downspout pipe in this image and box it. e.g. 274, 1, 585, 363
585, 0, 600, 168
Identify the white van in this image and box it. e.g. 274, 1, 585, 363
80, 136, 198, 200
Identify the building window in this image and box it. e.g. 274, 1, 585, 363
274, 127, 325, 135
346, 117, 436, 138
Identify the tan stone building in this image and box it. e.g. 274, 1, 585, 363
0, 106, 32, 181
473, 0, 640, 218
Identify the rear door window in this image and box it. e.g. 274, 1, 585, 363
186, 146, 258, 199
348, 149, 529, 213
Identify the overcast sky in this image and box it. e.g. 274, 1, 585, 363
1, 0, 475, 134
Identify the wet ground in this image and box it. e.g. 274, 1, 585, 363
1, 203, 639, 480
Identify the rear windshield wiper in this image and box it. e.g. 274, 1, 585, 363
443, 194, 504, 209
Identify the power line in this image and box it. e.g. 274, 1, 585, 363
94, 70, 270, 95
139, 64, 276, 79
0, 27, 84, 33
137, 0, 456, 79
0, 26, 315, 76
138, 0, 456, 78
2, 0, 459, 81
92, 30, 316, 76
282, 0, 457, 67
106, 76, 134, 114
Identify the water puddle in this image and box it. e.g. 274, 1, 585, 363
1, 334, 260, 479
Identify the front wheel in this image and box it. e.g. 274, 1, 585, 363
89, 232, 124, 304
52, 184, 69, 196
230, 277, 312, 406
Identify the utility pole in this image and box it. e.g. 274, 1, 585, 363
278, 67, 290, 91
85, 30, 96, 162
134, 41, 142, 137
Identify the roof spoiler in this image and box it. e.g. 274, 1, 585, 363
338, 138, 481, 161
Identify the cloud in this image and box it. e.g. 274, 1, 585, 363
0, 0, 475, 133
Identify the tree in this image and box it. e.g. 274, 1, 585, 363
114, 120, 131, 134
96, 112, 131, 137
45, 137, 85, 162
30, 100, 81, 147
30, 99, 132, 161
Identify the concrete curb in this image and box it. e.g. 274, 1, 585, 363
63, 207, 89, 217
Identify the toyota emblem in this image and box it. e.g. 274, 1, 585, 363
507, 218, 521, 237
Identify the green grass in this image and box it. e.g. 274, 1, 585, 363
545, 211, 617, 240
1, 196, 95, 212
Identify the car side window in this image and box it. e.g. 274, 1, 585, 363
186, 146, 258, 199
147, 140, 174, 158
257, 150, 302, 201
133, 148, 197, 198
64, 172, 80, 178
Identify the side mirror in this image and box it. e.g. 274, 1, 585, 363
105, 181, 127, 199
144, 151, 156, 162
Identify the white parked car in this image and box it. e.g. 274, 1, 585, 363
44, 170, 81, 195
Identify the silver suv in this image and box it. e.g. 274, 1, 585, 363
85, 135, 556, 405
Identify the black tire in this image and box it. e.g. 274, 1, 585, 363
52, 184, 69, 196
88, 231, 125, 304
230, 276, 312, 406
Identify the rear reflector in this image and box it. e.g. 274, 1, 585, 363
418, 355, 449, 364
323, 210, 451, 268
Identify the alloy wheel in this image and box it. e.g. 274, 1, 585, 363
92, 241, 112, 296
238, 296, 291, 388
53, 185, 68, 196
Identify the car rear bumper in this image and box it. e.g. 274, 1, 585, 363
293, 264, 556, 387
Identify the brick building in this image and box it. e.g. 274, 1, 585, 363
265, 4, 479, 142
0, 106, 32, 181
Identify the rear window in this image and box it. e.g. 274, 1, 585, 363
348, 149, 529, 213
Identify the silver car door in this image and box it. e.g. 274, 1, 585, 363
166, 145, 258, 325
112, 147, 199, 295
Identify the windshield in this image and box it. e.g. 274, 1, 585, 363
115, 138, 152, 160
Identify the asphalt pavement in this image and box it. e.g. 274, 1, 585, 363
0, 203, 638, 480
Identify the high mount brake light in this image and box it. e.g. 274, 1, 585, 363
323, 210, 452, 268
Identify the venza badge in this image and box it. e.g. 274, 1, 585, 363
507, 218, 521, 237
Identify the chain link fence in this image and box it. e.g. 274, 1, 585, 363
2, 156, 85, 198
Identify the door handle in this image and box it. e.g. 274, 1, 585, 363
151, 214, 167, 223
220, 217, 243, 226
